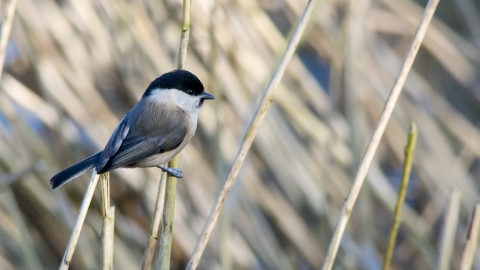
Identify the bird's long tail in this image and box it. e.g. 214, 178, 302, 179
50, 152, 102, 189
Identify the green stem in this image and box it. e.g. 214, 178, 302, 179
158, 0, 192, 269
158, 168, 178, 270
382, 123, 418, 270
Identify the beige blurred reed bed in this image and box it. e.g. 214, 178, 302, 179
0, 0, 479, 269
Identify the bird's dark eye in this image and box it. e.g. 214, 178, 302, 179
187, 89, 194, 95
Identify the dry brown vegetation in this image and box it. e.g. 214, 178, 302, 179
0, 0, 479, 269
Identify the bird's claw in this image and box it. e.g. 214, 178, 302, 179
158, 166, 183, 178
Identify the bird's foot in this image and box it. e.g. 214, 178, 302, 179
158, 166, 183, 178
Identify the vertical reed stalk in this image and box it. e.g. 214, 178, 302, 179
101, 173, 115, 270
158, 173, 178, 270
158, 0, 192, 269
186, 0, 320, 268
381, 123, 417, 270
321, 0, 440, 268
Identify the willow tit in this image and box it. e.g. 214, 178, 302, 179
50, 70, 214, 189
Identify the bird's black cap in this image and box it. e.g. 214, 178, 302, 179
143, 70, 204, 97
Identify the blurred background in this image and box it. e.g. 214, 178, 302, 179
0, 0, 479, 269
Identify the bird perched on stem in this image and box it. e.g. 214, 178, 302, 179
50, 70, 214, 189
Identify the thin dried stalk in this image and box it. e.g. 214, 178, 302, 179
158, 173, 178, 270
59, 171, 100, 270
101, 173, 115, 270
141, 172, 167, 270
186, 0, 320, 268
101, 207, 115, 270
0, 0, 17, 79
158, 0, 192, 269
176, 0, 192, 70
436, 189, 461, 270
382, 123, 417, 270
321, 0, 440, 268
460, 203, 480, 270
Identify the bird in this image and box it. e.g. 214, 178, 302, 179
50, 69, 214, 189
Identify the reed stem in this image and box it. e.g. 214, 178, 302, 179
157, 0, 193, 268
381, 124, 417, 270
100, 173, 115, 270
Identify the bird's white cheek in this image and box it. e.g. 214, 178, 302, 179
149, 89, 202, 122
172, 93, 201, 113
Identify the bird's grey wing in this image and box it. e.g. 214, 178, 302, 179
96, 113, 131, 171
98, 106, 188, 172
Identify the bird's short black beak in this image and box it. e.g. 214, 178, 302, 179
201, 92, 215, 100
